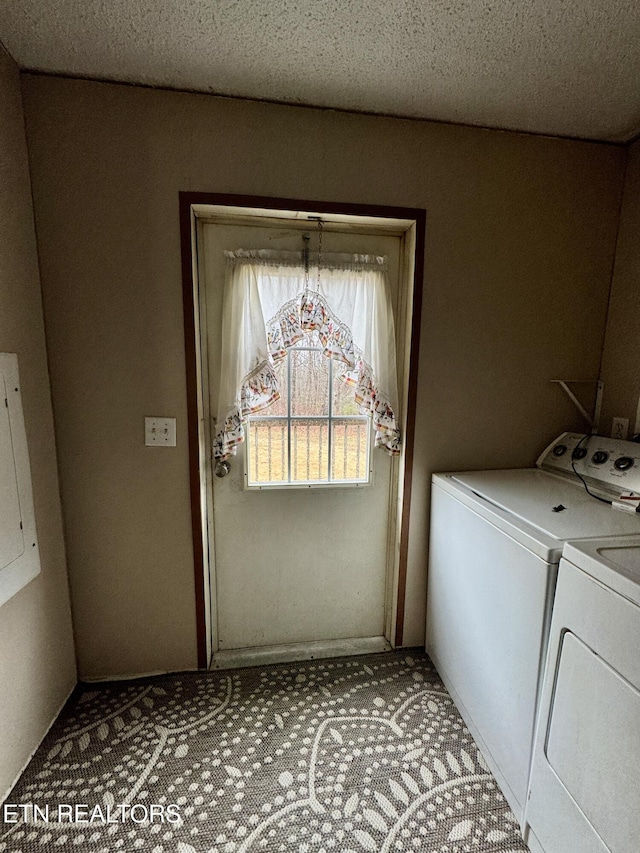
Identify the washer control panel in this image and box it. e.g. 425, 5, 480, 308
537, 432, 640, 496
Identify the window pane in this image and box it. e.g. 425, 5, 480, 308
291, 420, 329, 482
291, 349, 329, 416
247, 420, 288, 484
333, 367, 360, 416
263, 358, 288, 417
331, 420, 369, 481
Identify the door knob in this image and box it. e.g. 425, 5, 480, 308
215, 460, 231, 478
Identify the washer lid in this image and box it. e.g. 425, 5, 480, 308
563, 536, 640, 606
450, 469, 640, 542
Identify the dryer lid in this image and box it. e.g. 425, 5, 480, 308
563, 536, 640, 606
450, 469, 640, 542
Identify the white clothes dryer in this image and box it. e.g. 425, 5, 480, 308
524, 537, 640, 853
426, 432, 640, 827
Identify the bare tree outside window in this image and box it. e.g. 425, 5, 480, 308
246, 331, 370, 486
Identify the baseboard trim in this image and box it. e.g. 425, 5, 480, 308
210, 636, 392, 670
81, 667, 200, 683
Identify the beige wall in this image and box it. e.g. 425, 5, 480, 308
0, 53, 76, 798
600, 141, 640, 435
21, 75, 625, 677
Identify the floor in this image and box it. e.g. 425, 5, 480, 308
1, 650, 529, 852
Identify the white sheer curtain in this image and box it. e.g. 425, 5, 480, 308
214, 249, 400, 460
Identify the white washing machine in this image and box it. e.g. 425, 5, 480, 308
524, 536, 640, 853
426, 432, 640, 828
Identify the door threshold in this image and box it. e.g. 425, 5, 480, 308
210, 636, 392, 670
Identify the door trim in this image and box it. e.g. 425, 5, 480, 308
179, 192, 426, 667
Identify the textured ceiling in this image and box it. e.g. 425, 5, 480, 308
2, 0, 640, 142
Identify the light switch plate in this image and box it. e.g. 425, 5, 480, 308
145, 417, 176, 446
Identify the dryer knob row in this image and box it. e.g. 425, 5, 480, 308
541, 434, 640, 490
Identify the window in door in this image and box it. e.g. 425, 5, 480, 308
215, 249, 401, 486
246, 329, 371, 487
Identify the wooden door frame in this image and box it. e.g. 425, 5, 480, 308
179, 192, 426, 668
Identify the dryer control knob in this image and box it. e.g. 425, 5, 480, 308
614, 456, 634, 471
552, 444, 567, 456
592, 451, 609, 465
572, 447, 588, 460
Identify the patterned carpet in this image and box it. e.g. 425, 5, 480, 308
1, 651, 528, 852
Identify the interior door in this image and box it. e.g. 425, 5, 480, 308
201, 221, 402, 656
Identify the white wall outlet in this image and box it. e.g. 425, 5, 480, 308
145, 417, 176, 446
612, 417, 629, 441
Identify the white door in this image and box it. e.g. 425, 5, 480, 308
201, 221, 402, 658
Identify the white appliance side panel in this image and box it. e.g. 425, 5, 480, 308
426, 483, 554, 821
0, 353, 40, 607
525, 560, 640, 853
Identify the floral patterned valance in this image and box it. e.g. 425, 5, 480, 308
214, 252, 401, 460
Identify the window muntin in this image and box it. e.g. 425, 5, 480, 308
246, 332, 371, 487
